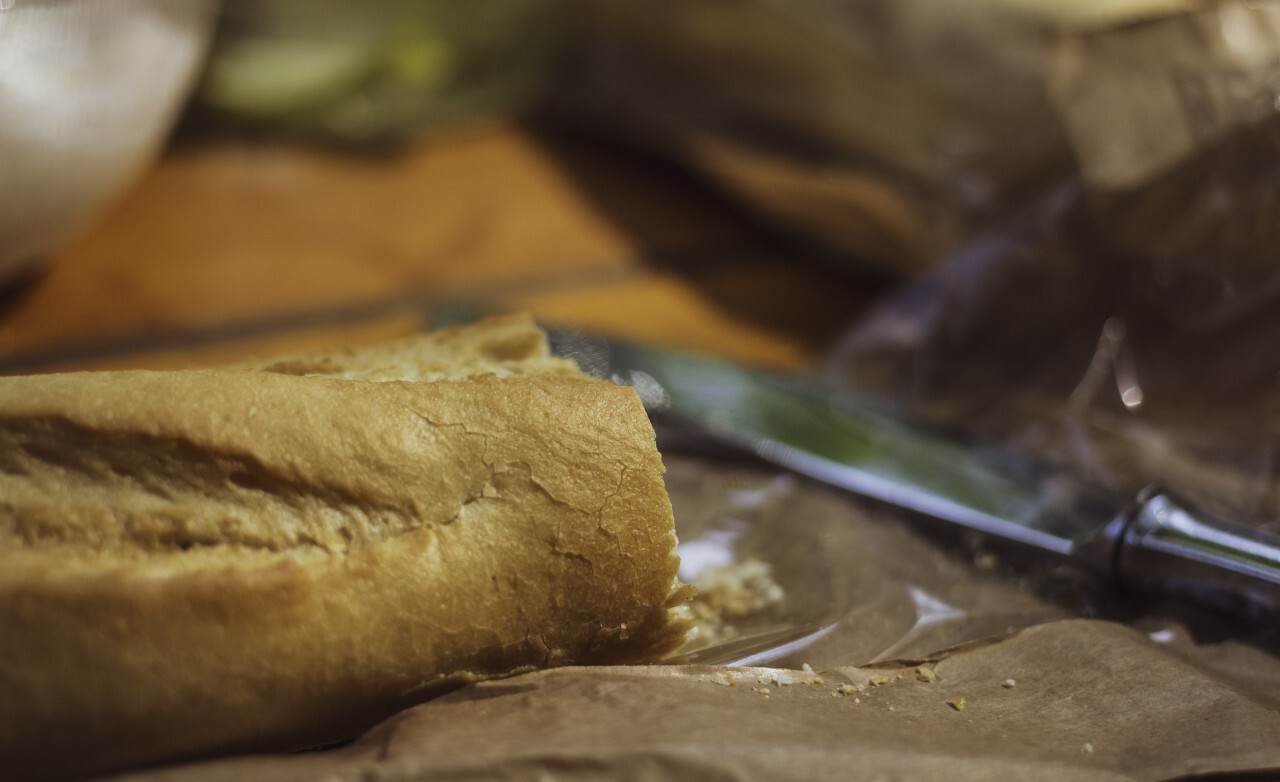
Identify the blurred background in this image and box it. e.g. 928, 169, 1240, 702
3, 0, 1280, 532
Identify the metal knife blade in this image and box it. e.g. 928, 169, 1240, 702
551, 329, 1280, 622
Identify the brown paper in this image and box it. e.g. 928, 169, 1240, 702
92, 457, 1280, 781
554, 0, 1203, 273
828, 2, 1280, 525
1049, 2, 1280, 190
109, 620, 1280, 782
658, 456, 1084, 670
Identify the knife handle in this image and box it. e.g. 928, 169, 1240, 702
1116, 489, 1280, 620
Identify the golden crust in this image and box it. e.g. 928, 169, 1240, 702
238, 310, 584, 382
0, 316, 690, 781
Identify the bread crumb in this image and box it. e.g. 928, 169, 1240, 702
1002, 679, 1016, 688
870, 675, 890, 687
688, 557, 784, 641
837, 684, 858, 696
754, 687, 771, 697
947, 697, 967, 711
916, 666, 937, 683
1082, 743, 1094, 754
887, 705, 895, 711
801, 663, 815, 674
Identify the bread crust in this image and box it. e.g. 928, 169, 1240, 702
0, 318, 689, 780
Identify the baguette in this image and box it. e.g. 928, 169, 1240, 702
0, 314, 691, 781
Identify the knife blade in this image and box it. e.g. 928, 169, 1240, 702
550, 329, 1280, 622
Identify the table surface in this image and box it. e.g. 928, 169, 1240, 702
0, 124, 877, 375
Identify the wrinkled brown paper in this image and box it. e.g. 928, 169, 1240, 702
827, 2, 1280, 525
100, 458, 1280, 781
110, 621, 1280, 782
555, 0, 1204, 274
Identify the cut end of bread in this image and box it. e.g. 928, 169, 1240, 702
0, 313, 691, 781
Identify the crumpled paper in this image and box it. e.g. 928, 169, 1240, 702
98, 457, 1280, 781
826, 2, 1280, 525
553, 0, 1199, 274
107, 625, 1280, 781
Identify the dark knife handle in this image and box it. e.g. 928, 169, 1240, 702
1115, 489, 1280, 619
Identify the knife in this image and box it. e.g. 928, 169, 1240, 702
549, 330, 1280, 623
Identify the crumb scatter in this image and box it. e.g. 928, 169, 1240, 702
686, 557, 785, 645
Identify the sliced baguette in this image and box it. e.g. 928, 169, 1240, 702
0, 314, 690, 781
